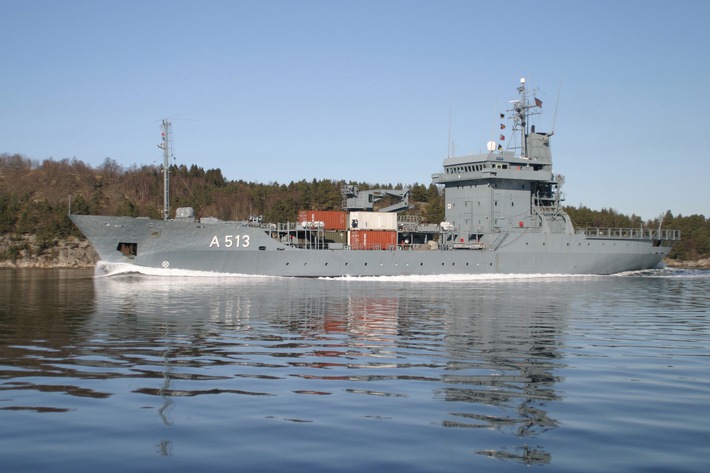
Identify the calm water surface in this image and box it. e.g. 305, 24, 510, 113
1, 268, 709, 472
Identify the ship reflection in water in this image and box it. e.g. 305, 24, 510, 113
82, 269, 569, 466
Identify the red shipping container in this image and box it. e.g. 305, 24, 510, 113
348, 230, 397, 250
298, 210, 347, 231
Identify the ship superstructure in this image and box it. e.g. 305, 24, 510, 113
433, 77, 570, 248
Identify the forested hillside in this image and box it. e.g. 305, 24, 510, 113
1, 153, 707, 263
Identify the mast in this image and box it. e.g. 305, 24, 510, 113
518, 78, 527, 157
511, 77, 541, 158
158, 119, 171, 220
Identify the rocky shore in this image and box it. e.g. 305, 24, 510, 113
1, 234, 708, 270
0, 235, 98, 269
664, 258, 710, 270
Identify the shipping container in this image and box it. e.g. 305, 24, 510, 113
348, 211, 397, 230
348, 230, 397, 250
298, 210, 347, 231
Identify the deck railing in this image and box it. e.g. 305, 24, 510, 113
580, 227, 681, 241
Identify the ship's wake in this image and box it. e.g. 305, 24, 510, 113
93, 261, 274, 279
327, 267, 691, 282
92, 261, 687, 281
325, 273, 603, 283
613, 267, 705, 278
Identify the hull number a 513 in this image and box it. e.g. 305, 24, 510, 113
209, 235, 250, 248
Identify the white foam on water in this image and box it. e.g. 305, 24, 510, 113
93, 261, 277, 279
613, 267, 708, 278
323, 273, 602, 283
93, 261, 688, 282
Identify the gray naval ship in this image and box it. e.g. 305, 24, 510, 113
70, 78, 680, 277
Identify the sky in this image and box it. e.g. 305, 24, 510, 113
2, 0, 708, 220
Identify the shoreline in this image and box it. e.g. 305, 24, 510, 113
0, 235, 98, 270
664, 258, 710, 270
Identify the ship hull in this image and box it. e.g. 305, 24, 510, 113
70, 215, 672, 277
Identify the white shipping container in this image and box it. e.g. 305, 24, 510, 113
348, 211, 398, 230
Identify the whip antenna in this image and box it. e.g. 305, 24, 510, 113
551, 82, 562, 135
